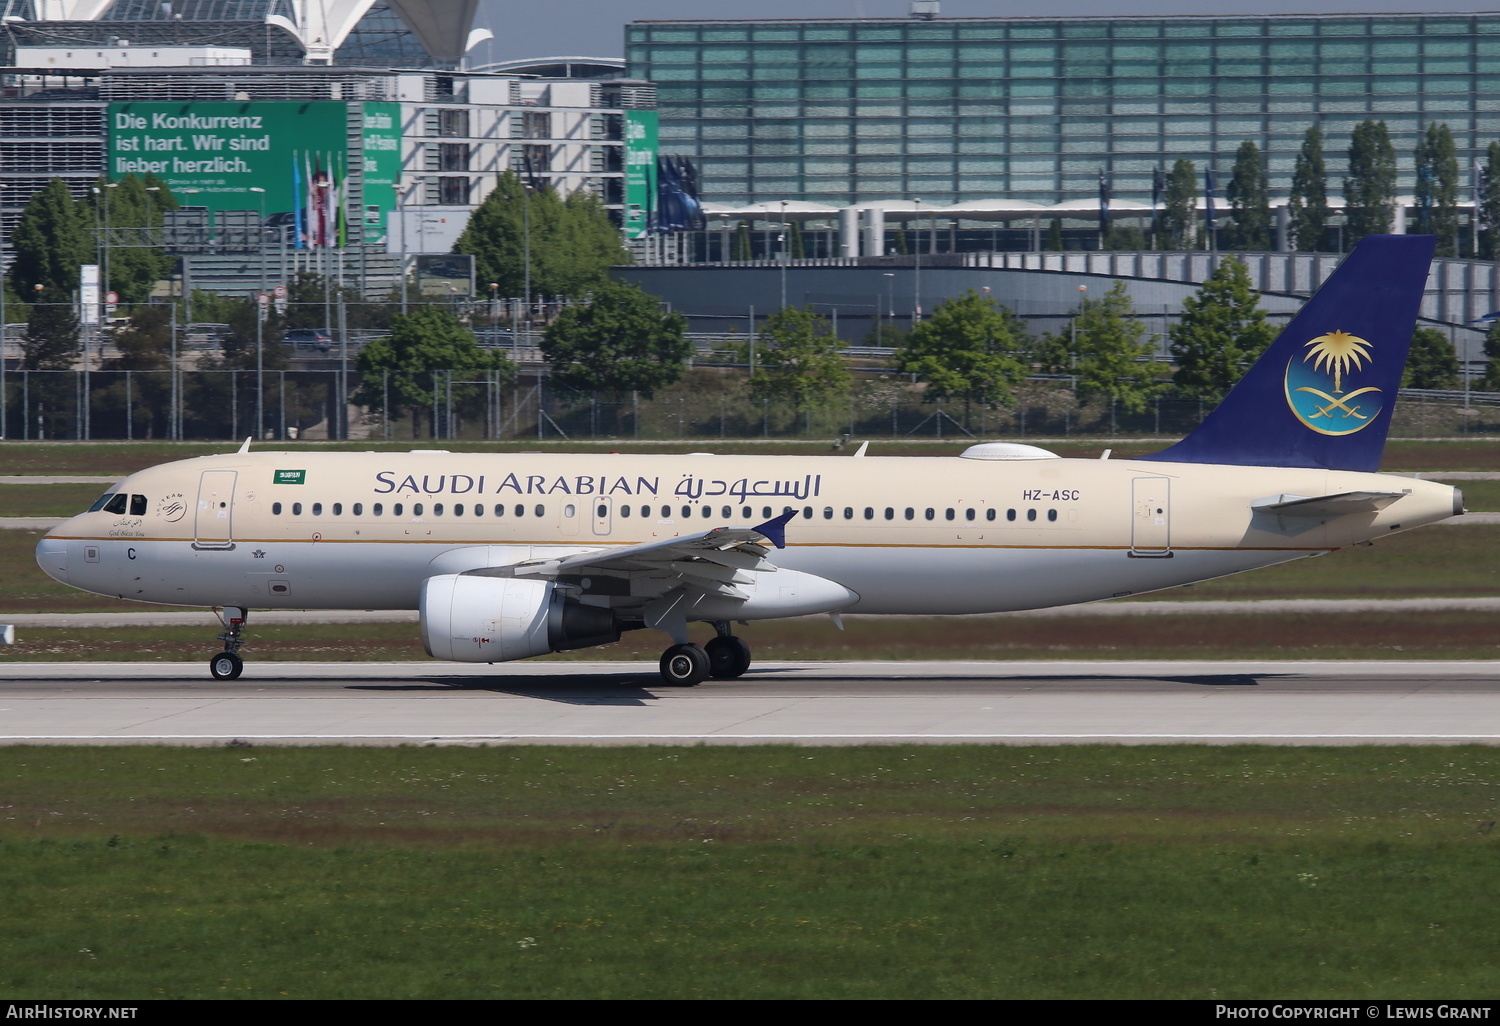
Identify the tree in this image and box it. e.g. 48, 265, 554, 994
1058, 282, 1167, 413
84, 174, 180, 304
1102, 225, 1148, 250
1168, 258, 1278, 399
749, 306, 851, 407
541, 280, 690, 398
895, 290, 1030, 421
452, 171, 627, 300
99, 304, 174, 438
1346, 120, 1398, 243
1044, 218, 1064, 252
9, 179, 90, 296
1415, 123, 1461, 257
1478, 317, 1500, 390
1403, 327, 1459, 390
1225, 141, 1271, 251
21, 287, 80, 370
353, 306, 515, 437
1480, 142, 1500, 261
1161, 158, 1197, 250
1289, 126, 1329, 252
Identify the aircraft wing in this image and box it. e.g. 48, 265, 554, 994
461, 510, 796, 602
1252, 490, 1408, 517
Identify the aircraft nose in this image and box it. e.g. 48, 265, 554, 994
35, 534, 68, 585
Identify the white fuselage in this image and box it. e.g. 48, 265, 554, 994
35, 449, 1460, 616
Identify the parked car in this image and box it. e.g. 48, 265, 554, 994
284, 328, 332, 352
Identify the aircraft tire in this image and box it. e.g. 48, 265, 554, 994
209, 651, 244, 681
705, 636, 752, 679
659, 644, 710, 687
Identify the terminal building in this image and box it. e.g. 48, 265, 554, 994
0, 1, 656, 292
627, 5, 1500, 248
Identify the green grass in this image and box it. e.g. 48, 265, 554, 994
0, 484, 108, 518
1, 744, 1498, 999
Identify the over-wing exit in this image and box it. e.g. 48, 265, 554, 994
37, 236, 1461, 686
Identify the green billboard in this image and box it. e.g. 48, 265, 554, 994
623, 110, 658, 240
108, 100, 400, 244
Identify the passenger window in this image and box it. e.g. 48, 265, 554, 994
1007, 509, 1016, 522
1027, 509, 1037, 522
965, 508, 975, 521
763, 507, 773, 519
741, 506, 751, 519
472, 504, 483, 516
682, 505, 692, 518
292, 502, 303, 515
701, 506, 711, 518
493, 504, 505, 517
925, 508, 935, 520
312, 503, 323, 516
88, 492, 114, 512
393, 503, 404, 516
945, 508, 954, 521
986, 509, 996, 521
353, 503, 363, 515
453, 503, 463, 517
904, 507, 914, 520
272, 502, 282, 515
413, 503, 424, 516
515, 504, 524, 517
885, 507, 894, 520
565, 504, 576, 517
130, 494, 147, 516
104, 494, 128, 514
1048, 509, 1058, 522
534, 504, 544, 517
803, 506, 814, 520
332, 503, 343, 516
373, 503, 383, 516
433, 503, 444, 516
597, 503, 608, 518
620, 505, 631, 518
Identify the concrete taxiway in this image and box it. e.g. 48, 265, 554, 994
0, 660, 1498, 746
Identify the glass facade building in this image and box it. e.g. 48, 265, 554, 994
626, 13, 1500, 209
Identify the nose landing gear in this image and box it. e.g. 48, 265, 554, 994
209, 606, 247, 680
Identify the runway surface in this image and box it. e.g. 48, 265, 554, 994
1, 659, 1499, 746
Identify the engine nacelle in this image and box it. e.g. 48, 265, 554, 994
420, 574, 619, 663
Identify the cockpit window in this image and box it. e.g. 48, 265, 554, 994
103, 494, 128, 515
87, 492, 115, 512
129, 494, 147, 516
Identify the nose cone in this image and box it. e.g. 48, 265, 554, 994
35, 534, 68, 585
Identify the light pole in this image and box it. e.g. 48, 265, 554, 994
0, 181, 7, 438
250, 186, 267, 441
882, 272, 894, 343
912, 197, 922, 324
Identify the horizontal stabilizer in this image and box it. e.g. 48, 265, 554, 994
1252, 490, 1407, 517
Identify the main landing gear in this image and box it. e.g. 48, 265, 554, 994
657, 623, 752, 687
209, 606, 247, 680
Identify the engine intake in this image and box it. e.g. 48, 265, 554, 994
420, 574, 619, 663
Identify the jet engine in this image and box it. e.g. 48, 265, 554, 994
420, 574, 619, 663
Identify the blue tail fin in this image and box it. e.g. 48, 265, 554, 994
1139, 234, 1435, 472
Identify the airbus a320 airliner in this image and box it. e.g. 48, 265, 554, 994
36, 235, 1462, 685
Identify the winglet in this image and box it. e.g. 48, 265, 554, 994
236, 437, 252, 454
751, 508, 797, 549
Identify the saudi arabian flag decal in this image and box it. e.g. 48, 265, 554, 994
1284, 330, 1384, 436
274, 469, 306, 485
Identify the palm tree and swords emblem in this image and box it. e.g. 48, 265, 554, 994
1284, 330, 1383, 436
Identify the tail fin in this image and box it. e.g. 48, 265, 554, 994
1140, 234, 1435, 472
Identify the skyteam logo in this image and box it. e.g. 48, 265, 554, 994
1284, 330, 1383, 436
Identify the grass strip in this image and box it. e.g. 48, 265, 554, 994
0, 744, 1498, 999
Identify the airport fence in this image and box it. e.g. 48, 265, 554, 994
1, 369, 1498, 443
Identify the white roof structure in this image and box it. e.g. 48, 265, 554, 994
21, 0, 490, 64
